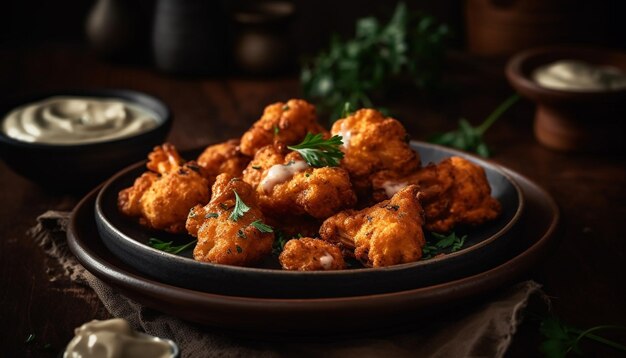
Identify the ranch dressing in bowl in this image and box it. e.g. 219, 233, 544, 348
63, 318, 178, 358
2, 96, 159, 144
532, 60, 626, 92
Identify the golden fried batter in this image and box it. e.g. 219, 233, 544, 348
279, 238, 345, 271
186, 174, 274, 266
243, 145, 357, 220
320, 185, 425, 267
331, 109, 420, 200
197, 139, 250, 184
372, 156, 501, 233
118, 144, 210, 233
240, 99, 328, 156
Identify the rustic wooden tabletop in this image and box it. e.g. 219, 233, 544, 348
1, 45, 625, 357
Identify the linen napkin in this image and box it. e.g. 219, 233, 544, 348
31, 210, 545, 358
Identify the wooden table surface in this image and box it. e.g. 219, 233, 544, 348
2, 45, 625, 357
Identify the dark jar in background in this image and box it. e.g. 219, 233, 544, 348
152, 0, 228, 75
232, 1, 295, 75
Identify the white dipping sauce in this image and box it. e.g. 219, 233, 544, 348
260, 160, 309, 193
319, 251, 334, 269
64, 319, 175, 358
336, 121, 351, 149
382, 181, 407, 198
2, 96, 159, 144
532, 60, 626, 92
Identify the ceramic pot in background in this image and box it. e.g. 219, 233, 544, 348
86, 0, 142, 59
233, 1, 295, 75
506, 46, 626, 152
465, 0, 613, 57
152, 0, 228, 75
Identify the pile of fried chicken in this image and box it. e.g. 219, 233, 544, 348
118, 99, 501, 270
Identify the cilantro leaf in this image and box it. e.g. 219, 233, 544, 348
421, 231, 467, 259
287, 132, 344, 167
250, 220, 274, 233
148, 238, 197, 254
229, 190, 250, 222
430, 94, 519, 157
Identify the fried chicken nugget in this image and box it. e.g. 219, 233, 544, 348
279, 238, 345, 271
118, 143, 210, 233
331, 109, 420, 200
197, 139, 250, 184
243, 145, 357, 220
240, 99, 328, 156
372, 156, 501, 233
186, 174, 274, 266
320, 185, 425, 267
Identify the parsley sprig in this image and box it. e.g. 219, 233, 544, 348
421, 231, 467, 259
430, 94, 520, 157
288, 133, 344, 167
148, 238, 197, 254
538, 315, 626, 357
301, 2, 450, 121
250, 220, 274, 233
229, 190, 250, 222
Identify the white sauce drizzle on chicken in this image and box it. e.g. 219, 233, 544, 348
260, 160, 309, 193
319, 251, 334, 269
382, 181, 408, 198
337, 121, 352, 149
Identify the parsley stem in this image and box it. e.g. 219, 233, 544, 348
476, 94, 520, 135
568, 325, 626, 353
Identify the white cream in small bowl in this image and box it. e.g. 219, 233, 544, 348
532, 59, 626, 92
64, 318, 179, 358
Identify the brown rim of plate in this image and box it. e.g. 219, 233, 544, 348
68, 171, 560, 332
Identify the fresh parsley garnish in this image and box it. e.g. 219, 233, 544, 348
273, 125, 280, 135
272, 230, 289, 256
430, 94, 519, 157
205, 212, 219, 219
287, 132, 344, 167
148, 238, 196, 254
229, 190, 250, 222
341, 102, 354, 118
421, 231, 467, 259
301, 2, 450, 120
538, 315, 626, 357
250, 220, 274, 233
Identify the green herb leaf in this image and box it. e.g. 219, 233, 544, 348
287, 132, 344, 167
430, 94, 519, 157
205, 212, 219, 219
252, 165, 262, 170
539, 315, 626, 357
250, 220, 274, 233
148, 238, 197, 254
421, 231, 467, 259
272, 230, 289, 256
229, 190, 250, 222
301, 2, 450, 121
273, 125, 280, 135
341, 102, 354, 118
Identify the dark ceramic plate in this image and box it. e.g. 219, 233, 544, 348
68, 168, 558, 333
93, 142, 523, 298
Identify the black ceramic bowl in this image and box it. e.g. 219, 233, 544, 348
0, 89, 171, 190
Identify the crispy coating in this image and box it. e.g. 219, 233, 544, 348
118, 143, 210, 233
372, 156, 501, 233
331, 109, 420, 200
243, 145, 357, 220
186, 174, 274, 266
197, 139, 250, 184
279, 238, 345, 271
240, 99, 328, 156
320, 185, 425, 267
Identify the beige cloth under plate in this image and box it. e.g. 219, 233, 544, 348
31, 210, 544, 358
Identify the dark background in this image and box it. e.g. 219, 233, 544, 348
2, 0, 625, 65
